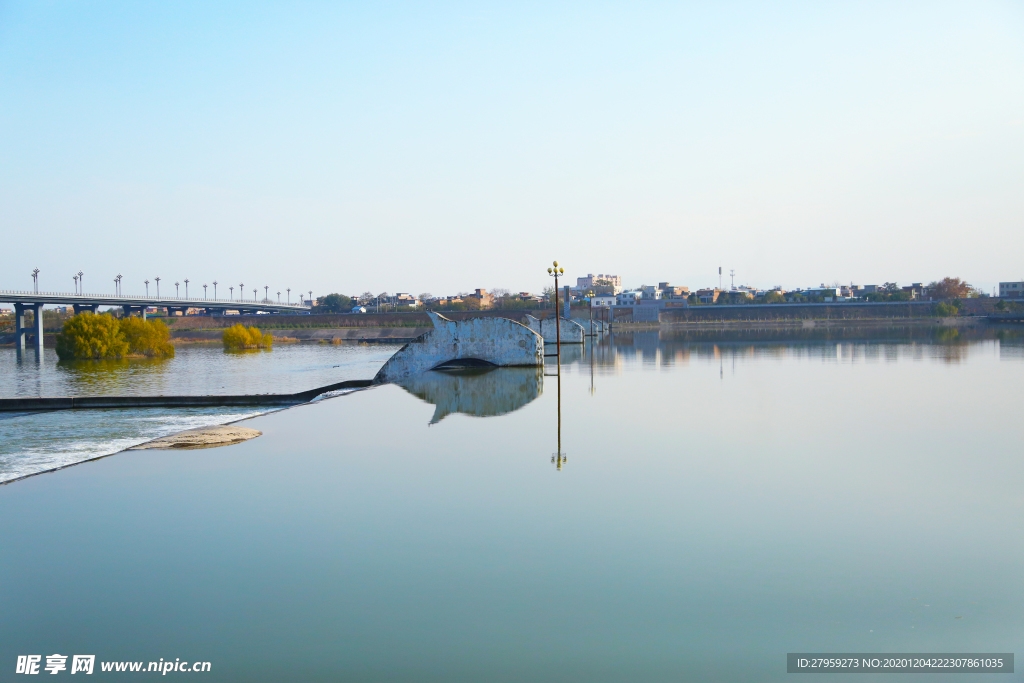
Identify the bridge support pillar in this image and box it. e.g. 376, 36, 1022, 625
14, 303, 26, 351
72, 304, 98, 315
34, 303, 44, 355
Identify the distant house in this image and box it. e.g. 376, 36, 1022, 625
999, 281, 1024, 299
394, 293, 419, 308
465, 289, 493, 309
640, 286, 663, 301
695, 288, 722, 304
658, 283, 689, 299
616, 290, 642, 306
350, 306, 367, 313
591, 295, 615, 307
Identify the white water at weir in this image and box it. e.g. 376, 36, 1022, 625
0, 343, 400, 483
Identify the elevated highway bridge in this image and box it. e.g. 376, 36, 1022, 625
2, 289, 309, 353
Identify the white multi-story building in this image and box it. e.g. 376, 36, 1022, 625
576, 273, 623, 294
591, 295, 616, 307
616, 290, 642, 306
999, 281, 1024, 299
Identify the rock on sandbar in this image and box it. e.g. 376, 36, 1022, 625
130, 426, 262, 450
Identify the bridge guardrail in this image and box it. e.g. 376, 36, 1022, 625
0, 289, 308, 308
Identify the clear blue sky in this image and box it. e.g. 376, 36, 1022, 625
2, 1, 1022, 298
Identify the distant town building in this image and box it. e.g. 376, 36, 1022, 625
466, 289, 493, 309
695, 288, 722, 304
640, 286, 663, 301
616, 290, 642, 306
591, 295, 616, 307
658, 283, 689, 299
576, 273, 623, 294
999, 281, 1024, 299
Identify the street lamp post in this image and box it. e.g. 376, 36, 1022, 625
277, 291, 280, 303
547, 261, 565, 369
203, 284, 207, 299
239, 283, 244, 301
74, 275, 79, 294
213, 281, 218, 299
229, 286, 234, 301
264, 286, 269, 302
253, 288, 256, 303
184, 279, 190, 298
116, 274, 122, 296
32, 268, 40, 293
155, 277, 161, 297
308, 291, 313, 307
287, 288, 290, 304
145, 280, 150, 296
175, 281, 180, 298
78, 271, 84, 295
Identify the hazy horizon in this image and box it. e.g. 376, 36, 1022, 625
2, 1, 1022, 298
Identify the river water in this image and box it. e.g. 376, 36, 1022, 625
1, 327, 1023, 681
0, 343, 400, 482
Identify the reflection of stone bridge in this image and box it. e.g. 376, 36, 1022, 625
397, 367, 543, 424
374, 312, 544, 383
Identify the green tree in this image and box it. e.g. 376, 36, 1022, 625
313, 293, 354, 314
55, 313, 130, 360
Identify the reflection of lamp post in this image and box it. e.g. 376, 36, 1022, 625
551, 367, 567, 471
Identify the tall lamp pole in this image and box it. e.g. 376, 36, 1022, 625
175, 281, 180, 298
212, 281, 218, 299
239, 283, 244, 301
145, 279, 149, 296
74, 275, 79, 294
203, 283, 207, 299
229, 286, 234, 300
184, 279, 190, 298
155, 277, 160, 297
264, 285, 269, 302
32, 268, 40, 293
78, 271, 84, 294
287, 288, 290, 304
547, 261, 564, 369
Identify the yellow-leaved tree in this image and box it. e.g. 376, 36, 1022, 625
120, 316, 175, 357
55, 313, 130, 360
222, 324, 273, 350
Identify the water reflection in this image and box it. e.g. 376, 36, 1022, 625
396, 367, 543, 425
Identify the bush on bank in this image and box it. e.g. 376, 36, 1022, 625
55, 313, 175, 360
223, 324, 273, 350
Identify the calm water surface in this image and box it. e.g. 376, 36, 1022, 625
1, 328, 1022, 681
